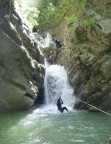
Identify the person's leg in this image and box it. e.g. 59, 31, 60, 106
57, 106, 63, 113
62, 107, 68, 112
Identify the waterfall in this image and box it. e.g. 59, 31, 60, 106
44, 59, 75, 112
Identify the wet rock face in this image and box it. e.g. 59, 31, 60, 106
53, 0, 111, 110
0, 1, 44, 111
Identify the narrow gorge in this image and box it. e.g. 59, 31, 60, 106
0, 0, 111, 144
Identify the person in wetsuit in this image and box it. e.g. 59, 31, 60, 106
52, 37, 62, 48
56, 97, 68, 113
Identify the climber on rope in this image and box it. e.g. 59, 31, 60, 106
56, 97, 68, 113
52, 37, 62, 48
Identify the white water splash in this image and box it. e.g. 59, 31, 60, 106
44, 61, 75, 112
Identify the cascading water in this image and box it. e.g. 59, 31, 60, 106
44, 60, 75, 111
34, 63, 75, 113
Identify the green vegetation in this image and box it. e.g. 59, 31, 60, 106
82, 17, 96, 29
5, 0, 95, 31
65, 15, 78, 27
37, 0, 87, 29
14, 0, 87, 29
27, 7, 39, 26
37, 0, 57, 29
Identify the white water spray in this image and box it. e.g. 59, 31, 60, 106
43, 59, 75, 112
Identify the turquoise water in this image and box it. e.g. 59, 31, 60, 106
0, 111, 111, 144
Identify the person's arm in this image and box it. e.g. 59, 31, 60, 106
60, 97, 63, 104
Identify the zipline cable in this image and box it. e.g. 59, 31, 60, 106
78, 99, 111, 117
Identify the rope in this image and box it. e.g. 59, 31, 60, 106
78, 99, 111, 117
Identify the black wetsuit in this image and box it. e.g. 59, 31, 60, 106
57, 97, 68, 113
52, 38, 62, 48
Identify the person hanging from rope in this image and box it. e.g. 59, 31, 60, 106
56, 97, 68, 113
52, 37, 62, 48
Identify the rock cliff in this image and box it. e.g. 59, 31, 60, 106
0, 0, 44, 111
51, 0, 111, 110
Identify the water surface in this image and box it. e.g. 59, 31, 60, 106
0, 111, 111, 144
